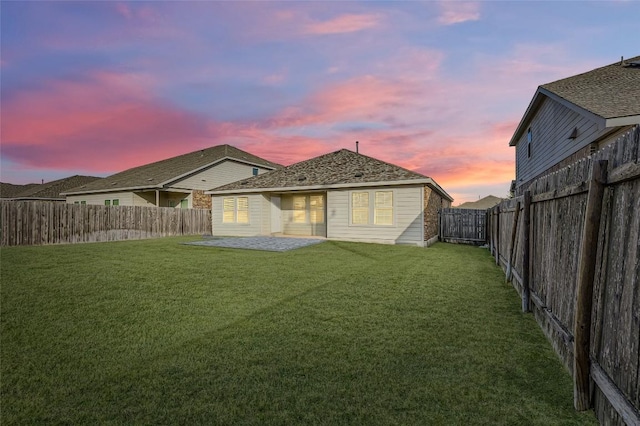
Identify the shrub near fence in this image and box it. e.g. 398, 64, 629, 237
0, 201, 212, 246
488, 125, 640, 425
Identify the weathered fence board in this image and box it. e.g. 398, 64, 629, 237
488, 125, 640, 425
0, 202, 212, 246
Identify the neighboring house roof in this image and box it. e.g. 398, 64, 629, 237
208, 148, 453, 201
62, 144, 282, 196
1, 182, 40, 199
455, 195, 503, 210
510, 55, 640, 146
4, 176, 102, 201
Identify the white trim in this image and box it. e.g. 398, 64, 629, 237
606, 115, 640, 127
62, 185, 156, 196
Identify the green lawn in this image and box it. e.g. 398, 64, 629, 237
1, 237, 596, 425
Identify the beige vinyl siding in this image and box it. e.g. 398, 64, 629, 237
260, 195, 271, 235
515, 97, 614, 189
172, 160, 271, 191
327, 185, 423, 245
66, 192, 135, 206
212, 194, 265, 236
281, 193, 327, 237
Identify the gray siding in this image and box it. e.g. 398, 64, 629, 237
327, 186, 424, 245
212, 194, 265, 236
515, 97, 621, 190
172, 160, 270, 191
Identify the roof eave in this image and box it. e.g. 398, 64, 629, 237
605, 115, 640, 127
61, 184, 158, 196
206, 179, 433, 195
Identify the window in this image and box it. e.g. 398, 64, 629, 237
527, 128, 532, 158
351, 190, 394, 226
105, 200, 111, 206
236, 197, 249, 223
74, 201, 80, 205
351, 192, 369, 225
223, 197, 249, 223
169, 200, 176, 208
180, 199, 188, 209
310, 195, 324, 224
112, 199, 119, 206
374, 191, 393, 225
252, 168, 259, 176
293, 196, 306, 223
81, 201, 86, 205
223, 197, 235, 223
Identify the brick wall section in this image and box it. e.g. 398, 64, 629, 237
192, 190, 211, 209
423, 186, 450, 241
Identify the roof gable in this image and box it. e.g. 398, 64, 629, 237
62, 145, 281, 195
510, 55, 640, 146
209, 149, 453, 201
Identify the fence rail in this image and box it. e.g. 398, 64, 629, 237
0, 202, 212, 246
487, 125, 640, 425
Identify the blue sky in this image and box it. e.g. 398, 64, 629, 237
1, 1, 638, 204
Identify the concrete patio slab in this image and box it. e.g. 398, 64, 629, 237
183, 236, 325, 252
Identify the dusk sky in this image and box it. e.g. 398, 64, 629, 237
1, 1, 638, 204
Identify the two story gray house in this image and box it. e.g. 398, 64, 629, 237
510, 55, 640, 193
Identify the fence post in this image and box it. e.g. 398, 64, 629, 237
506, 200, 521, 282
522, 191, 531, 313
574, 160, 608, 411
495, 205, 501, 266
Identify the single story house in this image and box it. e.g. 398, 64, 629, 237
62, 145, 281, 208
1, 175, 102, 202
207, 149, 453, 246
510, 55, 640, 194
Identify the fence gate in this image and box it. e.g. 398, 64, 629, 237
439, 208, 487, 244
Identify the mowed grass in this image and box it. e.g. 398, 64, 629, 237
1, 237, 596, 425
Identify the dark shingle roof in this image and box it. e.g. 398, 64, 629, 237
210, 148, 444, 193
1, 182, 39, 199
63, 145, 281, 195
4, 176, 102, 200
541, 55, 640, 119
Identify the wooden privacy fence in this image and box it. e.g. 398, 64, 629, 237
488, 125, 640, 425
439, 208, 487, 244
0, 201, 212, 246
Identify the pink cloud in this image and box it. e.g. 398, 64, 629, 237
304, 13, 383, 35
1, 71, 214, 173
437, 1, 481, 25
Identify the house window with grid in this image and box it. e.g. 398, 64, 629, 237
374, 191, 393, 225
351, 192, 369, 225
293, 196, 306, 223
223, 197, 249, 223
309, 195, 324, 224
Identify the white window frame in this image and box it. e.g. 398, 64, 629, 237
350, 190, 395, 226
222, 196, 249, 224
351, 191, 370, 225
374, 191, 393, 225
